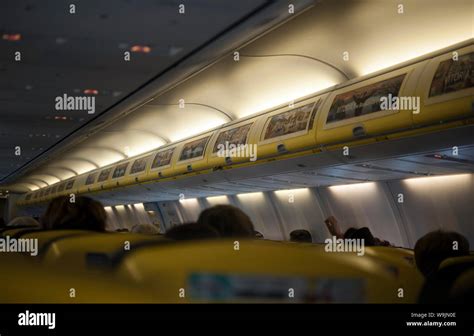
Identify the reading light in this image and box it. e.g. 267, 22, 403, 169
83, 89, 99, 95
2, 33, 21, 41
131, 45, 151, 53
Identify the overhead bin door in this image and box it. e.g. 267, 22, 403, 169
414, 44, 474, 126
144, 146, 178, 181
316, 62, 427, 145
121, 155, 153, 186
255, 96, 325, 158
207, 118, 259, 167
174, 133, 213, 175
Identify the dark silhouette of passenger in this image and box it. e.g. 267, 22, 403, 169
41, 196, 107, 232
324, 215, 392, 246
197, 205, 254, 238
131, 224, 160, 234
290, 229, 312, 243
0, 217, 5, 228
414, 230, 470, 278
165, 222, 219, 241
254, 230, 264, 239
7, 216, 40, 228
415, 230, 471, 303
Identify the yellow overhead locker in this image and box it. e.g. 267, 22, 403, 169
316, 61, 427, 145
121, 154, 153, 186
255, 96, 326, 158
173, 133, 214, 175
414, 44, 474, 126
144, 145, 179, 181
207, 118, 259, 168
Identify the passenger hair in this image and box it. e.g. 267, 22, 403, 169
344, 227, 377, 246
41, 196, 107, 232
7, 216, 40, 228
131, 224, 160, 235
414, 230, 470, 278
290, 229, 312, 243
165, 222, 219, 240
197, 205, 255, 238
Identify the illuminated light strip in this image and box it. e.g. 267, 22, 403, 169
236, 191, 264, 198
274, 188, 309, 195
402, 173, 471, 185
328, 182, 375, 191
179, 198, 198, 203
206, 195, 229, 201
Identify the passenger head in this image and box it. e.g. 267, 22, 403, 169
197, 205, 254, 238
345, 227, 377, 246
131, 224, 160, 235
290, 229, 312, 243
414, 230, 470, 278
7, 216, 40, 228
254, 230, 264, 239
165, 222, 219, 241
0, 217, 5, 228
343, 228, 357, 239
41, 196, 107, 232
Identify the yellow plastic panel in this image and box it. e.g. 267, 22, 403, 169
254, 95, 325, 159
207, 118, 259, 168
143, 145, 179, 181
414, 44, 474, 125
0, 254, 154, 303
120, 154, 153, 186
174, 132, 214, 175
364, 246, 424, 302
103, 161, 131, 189
316, 62, 426, 145
20, 230, 97, 256
117, 240, 401, 303
94, 166, 114, 192
41, 232, 165, 271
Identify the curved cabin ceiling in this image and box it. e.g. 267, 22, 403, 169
2, 0, 473, 192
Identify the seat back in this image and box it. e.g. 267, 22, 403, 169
116, 239, 403, 303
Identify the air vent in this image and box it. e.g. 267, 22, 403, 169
187, 165, 192, 172
225, 156, 232, 164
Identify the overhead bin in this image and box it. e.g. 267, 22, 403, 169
144, 145, 179, 181
18, 43, 473, 204
207, 117, 259, 168
255, 95, 326, 158
414, 44, 474, 126
116, 239, 402, 303
316, 62, 427, 145
121, 154, 153, 186
173, 133, 214, 175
